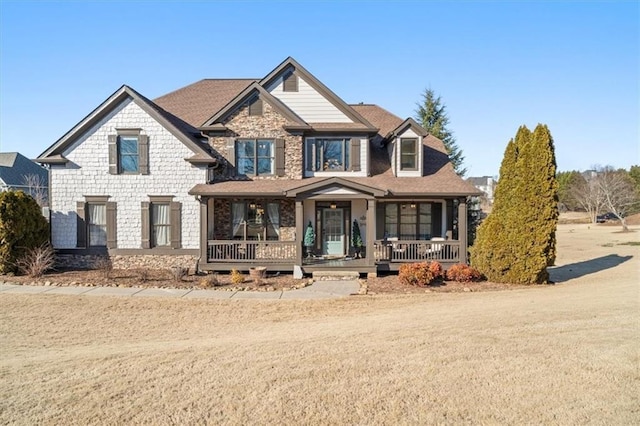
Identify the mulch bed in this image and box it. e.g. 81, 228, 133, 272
1, 268, 517, 294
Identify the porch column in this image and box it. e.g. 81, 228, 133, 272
295, 200, 304, 265
199, 198, 208, 269
366, 199, 376, 267
457, 197, 468, 264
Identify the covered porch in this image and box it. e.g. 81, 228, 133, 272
192, 178, 468, 275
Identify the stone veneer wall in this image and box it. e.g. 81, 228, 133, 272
56, 254, 198, 270
213, 198, 295, 241
208, 102, 303, 180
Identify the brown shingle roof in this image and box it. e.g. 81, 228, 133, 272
154, 79, 257, 127
350, 104, 404, 140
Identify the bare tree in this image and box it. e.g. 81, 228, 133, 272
22, 174, 48, 207
569, 173, 605, 223
595, 167, 639, 232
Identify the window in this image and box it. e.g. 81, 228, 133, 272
77, 197, 116, 249
315, 138, 350, 171
231, 201, 280, 240
118, 136, 139, 173
236, 139, 274, 175
383, 203, 435, 240
400, 138, 418, 170
88, 204, 107, 247
108, 131, 149, 175
141, 198, 181, 249
151, 203, 171, 247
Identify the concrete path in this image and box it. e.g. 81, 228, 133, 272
0, 280, 360, 300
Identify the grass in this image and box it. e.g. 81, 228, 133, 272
1, 224, 638, 424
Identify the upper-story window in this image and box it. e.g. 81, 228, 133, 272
400, 138, 418, 171
236, 139, 274, 176
108, 129, 149, 175
118, 135, 139, 173
316, 138, 349, 171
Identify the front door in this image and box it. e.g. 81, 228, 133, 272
322, 208, 344, 256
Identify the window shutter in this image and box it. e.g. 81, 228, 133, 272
305, 138, 315, 171
350, 138, 361, 171
283, 71, 298, 92
376, 203, 385, 240
141, 202, 150, 249
76, 201, 86, 248
170, 202, 182, 249
275, 138, 285, 176
108, 135, 118, 174
139, 134, 149, 174
248, 97, 263, 116
226, 137, 236, 176
106, 202, 117, 249
432, 203, 443, 238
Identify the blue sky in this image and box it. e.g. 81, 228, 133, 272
0, 1, 637, 177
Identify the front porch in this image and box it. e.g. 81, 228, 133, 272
193, 176, 468, 275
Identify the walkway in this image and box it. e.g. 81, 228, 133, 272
0, 280, 361, 300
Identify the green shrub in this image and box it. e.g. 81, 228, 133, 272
446, 264, 483, 283
0, 191, 49, 274
398, 262, 436, 287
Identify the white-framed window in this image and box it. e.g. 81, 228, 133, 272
151, 203, 171, 247
118, 135, 139, 173
400, 138, 418, 171
236, 139, 275, 176
88, 203, 107, 247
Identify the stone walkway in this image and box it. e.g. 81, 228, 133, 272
0, 280, 361, 300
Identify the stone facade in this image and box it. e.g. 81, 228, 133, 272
56, 254, 198, 270
208, 102, 304, 180
49, 98, 207, 250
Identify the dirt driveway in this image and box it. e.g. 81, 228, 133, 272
0, 224, 638, 424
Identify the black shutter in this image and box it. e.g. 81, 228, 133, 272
170, 202, 182, 249
275, 138, 285, 176
139, 134, 149, 175
376, 202, 385, 240
141, 202, 150, 249
108, 135, 118, 174
106, 202, 117, 249
350, 138, 361, 171
76, 202, 86, 248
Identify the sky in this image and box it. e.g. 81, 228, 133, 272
0, 0, 638, 177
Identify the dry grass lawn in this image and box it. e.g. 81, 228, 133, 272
1, 224, 638, 424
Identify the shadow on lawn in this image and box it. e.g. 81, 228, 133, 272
549, 254, 633, 283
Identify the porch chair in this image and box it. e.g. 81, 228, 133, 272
424, 237, 446, 260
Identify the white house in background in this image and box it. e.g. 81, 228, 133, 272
37, 57, 480, 274
467, 176, 496, 205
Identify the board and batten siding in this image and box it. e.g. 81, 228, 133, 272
49, 98, 206, 250
266, 74, 352, 123
303, 136, 368, 178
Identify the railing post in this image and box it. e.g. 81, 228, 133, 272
457, 197, 468, 264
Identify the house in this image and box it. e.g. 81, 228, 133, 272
0, 152, 49, 205
37, 57, 480, 275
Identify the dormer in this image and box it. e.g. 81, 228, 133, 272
385, 118, 429, 177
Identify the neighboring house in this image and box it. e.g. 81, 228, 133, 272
0, 152, 49, 205
37, 57, 480, 275
467, 176, 496, 205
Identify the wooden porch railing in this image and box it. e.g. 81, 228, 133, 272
207, 240, 297, 263
373, 240, 461, 263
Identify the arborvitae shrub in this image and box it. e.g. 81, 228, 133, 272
0, 191, 49, 274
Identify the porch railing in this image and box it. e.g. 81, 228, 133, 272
374, 240, 461, 263
207, 240, 297, 263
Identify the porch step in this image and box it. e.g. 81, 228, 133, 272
312, 271, 360, 281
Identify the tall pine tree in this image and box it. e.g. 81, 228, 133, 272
471, 124, 558, 284
415, 88, 466, 176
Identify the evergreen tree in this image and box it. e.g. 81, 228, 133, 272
415, 88, 466, 176
471, 125, 558, 284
